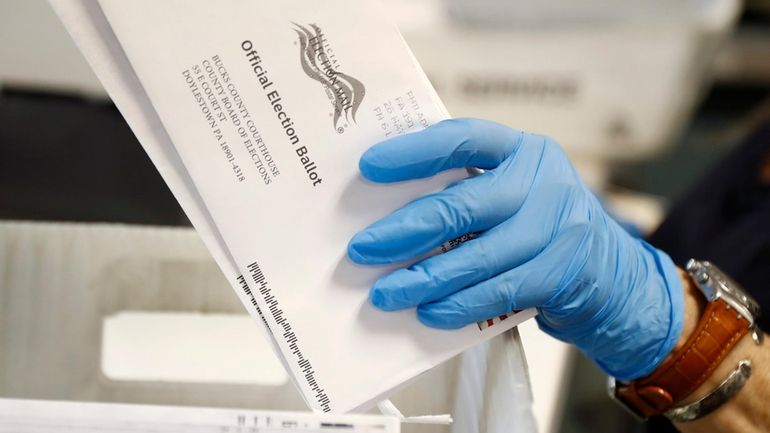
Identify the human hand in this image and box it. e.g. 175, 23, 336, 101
348, 118, 684, 380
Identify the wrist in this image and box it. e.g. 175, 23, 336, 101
618, 245, 685, 380
610, 259, 764, 425
670, 267, 707, 355
671, 269, 768, 431
673, 269, 757, 404
564, 242, 684, 380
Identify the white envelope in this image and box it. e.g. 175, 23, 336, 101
50, 0, 535, 413
0, 398, 400, 433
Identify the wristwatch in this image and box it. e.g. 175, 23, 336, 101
608, 259, 763, 422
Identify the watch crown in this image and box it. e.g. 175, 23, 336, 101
686, 259, 712, 285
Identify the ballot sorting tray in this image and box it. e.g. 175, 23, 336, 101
0, 221, 535, 433
0, 398, 399, 433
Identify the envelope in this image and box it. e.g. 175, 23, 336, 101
49, 0, 535, 413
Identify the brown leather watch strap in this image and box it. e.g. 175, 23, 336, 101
615, 298, 750, 418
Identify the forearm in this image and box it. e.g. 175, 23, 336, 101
673, 269, 769, 432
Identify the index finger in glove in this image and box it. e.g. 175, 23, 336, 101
359, 118, 524, 183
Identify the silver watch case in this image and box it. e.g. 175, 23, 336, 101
686, 259, 762, 344
608, 259, 762, 421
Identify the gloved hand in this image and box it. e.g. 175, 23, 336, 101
348, 118, 684, 380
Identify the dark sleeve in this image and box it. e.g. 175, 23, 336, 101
645, 123, 770, 433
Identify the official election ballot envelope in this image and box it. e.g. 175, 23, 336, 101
50, 0, 536, 413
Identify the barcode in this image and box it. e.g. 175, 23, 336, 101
246, 261, 332, 412
238, 275, 271, 331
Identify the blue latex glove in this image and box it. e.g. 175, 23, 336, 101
348, 118, 684, 380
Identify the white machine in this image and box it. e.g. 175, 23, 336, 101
397, 0, 740, 163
